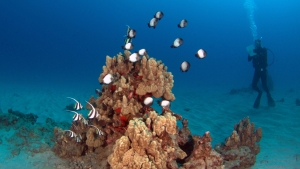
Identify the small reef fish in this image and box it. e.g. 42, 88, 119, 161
129, 52, 140, 63
138, 49, 147, 56
89, 125, 104, 136
67, 97, 83, 110
75, 134, 82, 142
154, 11, 164, 20
171, 38, 183, 48
122, 42, 134, 50
95, 89, 102, 97
195, 49, 207, 59
178, 19, 188, 28
86, 101, 99, 119
144, 97, 153, 106
103, 74, 114, 84
158, 100, 171, 108
126, 26, 136, 39
148, 17, 158, 29
65, 130, 77, 138
180, 61, 190, 72
67, 110, 82, 121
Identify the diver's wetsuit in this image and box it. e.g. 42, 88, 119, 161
248, 46, 275, 108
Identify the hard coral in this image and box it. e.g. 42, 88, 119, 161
108, 112, 187, 169
215, 117, 262, 169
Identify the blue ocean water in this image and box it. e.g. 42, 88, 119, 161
0, 0, 300, 168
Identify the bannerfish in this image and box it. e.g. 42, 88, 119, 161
129, 52, 140, 62
180, 61, 190, 72
103, 74, 114, 84
144, 97, 153, 106
178, 19, 188, 28
67, 110, 82, 121
67, 97, 83, 110
195, 49, 207, 59
154, 11, 164, 20
65, 130, 77, 138
148, 17, 158, 29
122, 42, 134, 50
89, 125, 104, 136
171, 38, 183, 48
86, 101, 99, 119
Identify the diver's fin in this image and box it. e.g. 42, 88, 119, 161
267, 95, 276, 107
253, 92, 262, 109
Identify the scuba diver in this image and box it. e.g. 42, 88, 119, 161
248, 38, 275, 108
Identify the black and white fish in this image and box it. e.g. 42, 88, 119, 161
171, 38, 183, 48
180, 61, 190, 72
65, 130, 77, 138
127, 28, 136, 39
178, 19, 188, 28
89, 125, 104, 136
158, 100, 171, 108
138, 49, 147, 56
144, 97, 153, 106
67, 97, 83, 110
75, 134, 82, 142
86, 101, 99, 119
122, 42, 134, 50
148, 17, 158, 29
67, 110, 82, 121
195, 49, 207, 59
129, 52, 140, 63
103, 74, 114, 84
154, 11, 164, 20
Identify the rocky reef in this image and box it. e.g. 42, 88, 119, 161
52, 50, 262, 169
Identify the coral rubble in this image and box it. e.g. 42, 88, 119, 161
52, 50, 262, 169
215, 117, 262, 169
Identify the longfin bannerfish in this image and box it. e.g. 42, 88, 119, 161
75, 134, 82, 142
171, 38, 183, 48
89, 125, 104, 136
178, 19, 188, 28
67, 97, 83, 110
148, 18, 158, 29
67, 110, 82, 121
154, 11, 164, 20
86, 101, 99, 119
180, 61, 190, 72
195, 49, 207, 59
65, 130, 76, 138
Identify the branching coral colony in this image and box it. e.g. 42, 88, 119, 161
52, 50, 262, 169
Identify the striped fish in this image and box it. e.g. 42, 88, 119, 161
65, 130, 76, 138
67, 110, 82, 121
67, 97, 83, 110
89, 125, 104, 136
75, 134, 82, 142
86, 101, 99, 119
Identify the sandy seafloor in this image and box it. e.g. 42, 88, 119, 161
0, 81, 299, 169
